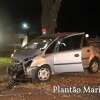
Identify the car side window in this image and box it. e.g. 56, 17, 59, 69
59, 35, 82, 52
45, 41, 57, 54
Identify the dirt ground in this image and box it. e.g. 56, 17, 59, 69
0, 72, 100, 100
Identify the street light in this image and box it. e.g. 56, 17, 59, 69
85, 34, 89, 38
21, 22, 30, 36
22, 22, 29, 30
21, 22, 30, 47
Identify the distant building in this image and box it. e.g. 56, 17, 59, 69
15, 34, 28, 48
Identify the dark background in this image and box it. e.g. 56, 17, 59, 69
0, 0, 41, 34
57, 0, 100, 32
0, 0, 100, 34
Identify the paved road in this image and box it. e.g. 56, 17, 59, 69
0, 71, 100, 100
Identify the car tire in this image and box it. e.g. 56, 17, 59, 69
36, 65, 51, 82
89, 59, 99, 73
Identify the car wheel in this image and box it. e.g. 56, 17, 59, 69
36, 65, 51, 82
89, 59, 99, 73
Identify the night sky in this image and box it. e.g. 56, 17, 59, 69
57, 0, 100, 32
0, 0, 100, 35
0, 0, 41, 34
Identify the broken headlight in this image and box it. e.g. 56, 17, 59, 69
24, 57, 33, 68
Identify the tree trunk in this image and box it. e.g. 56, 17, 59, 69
41, 0, 62, 34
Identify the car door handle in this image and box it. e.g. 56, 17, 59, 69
74, 54, 79, 57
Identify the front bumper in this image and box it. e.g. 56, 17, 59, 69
8, 57, 37, 81
7, 64, 25, 80
26, 66, 37, 80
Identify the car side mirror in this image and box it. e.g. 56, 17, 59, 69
60, 43, 66, 47
40, 48, 44, 51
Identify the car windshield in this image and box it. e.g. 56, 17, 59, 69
23, 39, 53, 50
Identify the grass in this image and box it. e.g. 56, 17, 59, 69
0, 57, 11, 65
0, 57, 12, 75
0, 57, 12, 82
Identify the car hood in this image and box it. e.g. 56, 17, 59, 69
13, 49, 42, 61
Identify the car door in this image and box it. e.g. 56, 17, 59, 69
54, 35, 84, 73
44, 39, 58, 74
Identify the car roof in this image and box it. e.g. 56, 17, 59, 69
56, 32, 85, 38
29, 32, 85, 43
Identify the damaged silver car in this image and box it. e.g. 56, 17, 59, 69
8, 33, 100, 82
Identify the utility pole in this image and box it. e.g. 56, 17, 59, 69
41, 0, 62, 34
